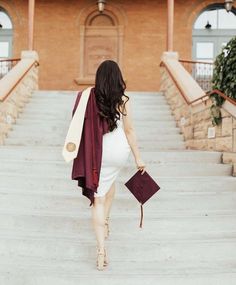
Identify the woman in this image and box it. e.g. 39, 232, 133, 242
71, 60, 145, 270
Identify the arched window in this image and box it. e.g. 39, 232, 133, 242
192, 4, 236, 62
0, 7, 13, 59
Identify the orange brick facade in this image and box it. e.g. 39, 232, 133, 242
0, 0, 223, 91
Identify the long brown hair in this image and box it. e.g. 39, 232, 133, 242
94, 60, 129, 131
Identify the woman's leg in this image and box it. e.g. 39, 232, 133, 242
104, 183, 116, 239
92, 196, 106, 249
92, 196, 109, 270
105, 182, 116, 220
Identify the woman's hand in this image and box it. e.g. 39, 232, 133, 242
135, 157, 146, 175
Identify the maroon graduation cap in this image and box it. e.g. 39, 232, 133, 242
125, 170, 161, 228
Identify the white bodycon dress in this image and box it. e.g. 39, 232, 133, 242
94, 118, 131, 197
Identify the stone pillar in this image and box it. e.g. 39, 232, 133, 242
21, 50, 39, 61
161, 51, 179, 61
167, 0, 174, 52
28, 0, 35, 50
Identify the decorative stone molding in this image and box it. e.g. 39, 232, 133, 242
75, 3, 125, 87
186, 0, 223, 28
0, 0, 23, 27
0, 50, 39, 144
160, 52, 236, 172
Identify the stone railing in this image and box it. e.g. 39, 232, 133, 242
160, 52, 236, 176
0, 58, 21, 80
0, 51, 39, 144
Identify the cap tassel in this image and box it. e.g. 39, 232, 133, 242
139, 204, 143, 228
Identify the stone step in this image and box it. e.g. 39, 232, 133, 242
131, 101, 168, 107
0, 201, 235, 220
24, 96, 76, 103
20, 101, 72, 110
4, 138, 186, 149
18, 112, 175, 121
31, 90, 163, 98
0, 235, 235, 265
0, 175, 235, 194
6, 131, 184, 143
29, 92, 75, 98
129, 95, 165, 100
33, 90, 78, 95
139, 142, 186, 150
0, 189, 235, 215
0, 154, 225, 168
31, 92, 163, 99
10, 120, 177, 128
20, 112, 173, 121
134, 121, 177, 127
131, 150, 222, 163
133, 108, 172, 114
3, 137, 64, 146
26, 100, 169, 110
11, 123, 181, 135
0, 250, 234, 275
23, 106, 171, 112
0, 165, 231, 179
0, 147, 222, 163
29, 97, 76, 104
31, 90, 162, 97
128, 91, 163, 95
1, 159, 231, 177
30, 97, 166, 105
22, 102, 75, 110
0, 269, 236, 285
13, 116, 176, 126
130, 163, 232, 176
1, 212, 236, 238
26, 98, 170, 106
137, 134, 184, 141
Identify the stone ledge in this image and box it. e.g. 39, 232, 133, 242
0, 51, 39, 145
161, 52, 205, 103
0, 51, 38, 102
222, 152, 236, 164
160, 53, 236, 158
74, 77, 94, 86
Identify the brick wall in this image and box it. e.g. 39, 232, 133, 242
0, 0, 223, 91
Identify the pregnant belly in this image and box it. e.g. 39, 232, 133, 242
102, 127, 131, 167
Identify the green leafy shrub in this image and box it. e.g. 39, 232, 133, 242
210, 36, 236, 125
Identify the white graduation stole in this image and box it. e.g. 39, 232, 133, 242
62, 87, 92, 163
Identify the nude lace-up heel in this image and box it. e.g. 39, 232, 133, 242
105, 217, 110, 239
96, 247, 108, 270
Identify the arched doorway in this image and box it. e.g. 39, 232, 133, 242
192, 4, 236, 62
77, 6, 124, 85
0, 7, 13, 59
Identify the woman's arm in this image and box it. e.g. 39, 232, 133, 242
122, 97, 146, 174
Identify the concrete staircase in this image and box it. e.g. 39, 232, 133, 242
0, 90, 236, 285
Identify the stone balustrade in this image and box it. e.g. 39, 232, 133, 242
160, 52, 236, 176
0, 51, 39, 144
